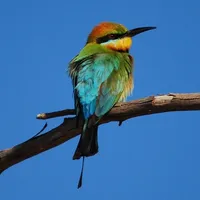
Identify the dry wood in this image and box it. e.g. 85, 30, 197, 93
0, 93, 200, 173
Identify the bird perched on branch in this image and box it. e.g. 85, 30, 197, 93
68, 22, 156, 188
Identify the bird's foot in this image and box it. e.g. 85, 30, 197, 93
115, 102, 123, 107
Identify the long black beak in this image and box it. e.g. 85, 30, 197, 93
125, 27, 156, 37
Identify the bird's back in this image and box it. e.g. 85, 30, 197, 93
69, 43, 133, 118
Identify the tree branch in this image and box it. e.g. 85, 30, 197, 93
0, 93, 200, 173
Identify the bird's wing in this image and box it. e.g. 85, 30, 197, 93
68, 44, 132, 119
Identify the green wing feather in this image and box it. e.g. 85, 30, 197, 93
68, 43, 133, 119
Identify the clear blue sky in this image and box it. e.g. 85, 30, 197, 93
1, 0, 200, 199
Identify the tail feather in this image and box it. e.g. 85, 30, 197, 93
73, 120, 99, 160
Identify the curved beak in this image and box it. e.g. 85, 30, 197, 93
125, 27, 156, 37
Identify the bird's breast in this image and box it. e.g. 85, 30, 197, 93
119, 54, 134, 102
119, 75, 133, 102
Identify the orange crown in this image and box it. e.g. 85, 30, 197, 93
87, 22, 128, 43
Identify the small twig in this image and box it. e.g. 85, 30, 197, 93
27, 122, 48, 141
37, 109, 75, 120
118, 121, 123, 126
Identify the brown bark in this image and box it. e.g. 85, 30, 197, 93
0, 93, 200, 173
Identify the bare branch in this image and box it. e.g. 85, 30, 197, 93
0, 93, 200, 174
37, 109, 75, 119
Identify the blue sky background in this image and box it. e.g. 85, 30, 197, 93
1, 0, 200, 199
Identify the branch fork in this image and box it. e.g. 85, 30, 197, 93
0, 93, 200, 173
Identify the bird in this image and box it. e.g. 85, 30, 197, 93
68, 22, 156, 188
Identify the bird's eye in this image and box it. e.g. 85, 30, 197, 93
109, 34, 116, 39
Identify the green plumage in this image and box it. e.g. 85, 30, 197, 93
68, 43, 133, 160
67, 21, 155, 189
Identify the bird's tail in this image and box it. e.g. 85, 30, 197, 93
73, 119, 99, 160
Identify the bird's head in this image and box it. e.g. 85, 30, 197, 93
87, 22, 156, 52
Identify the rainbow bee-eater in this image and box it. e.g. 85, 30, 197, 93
68, 22, 156, 187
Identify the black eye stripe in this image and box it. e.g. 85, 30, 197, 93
96, 33, 123, 44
